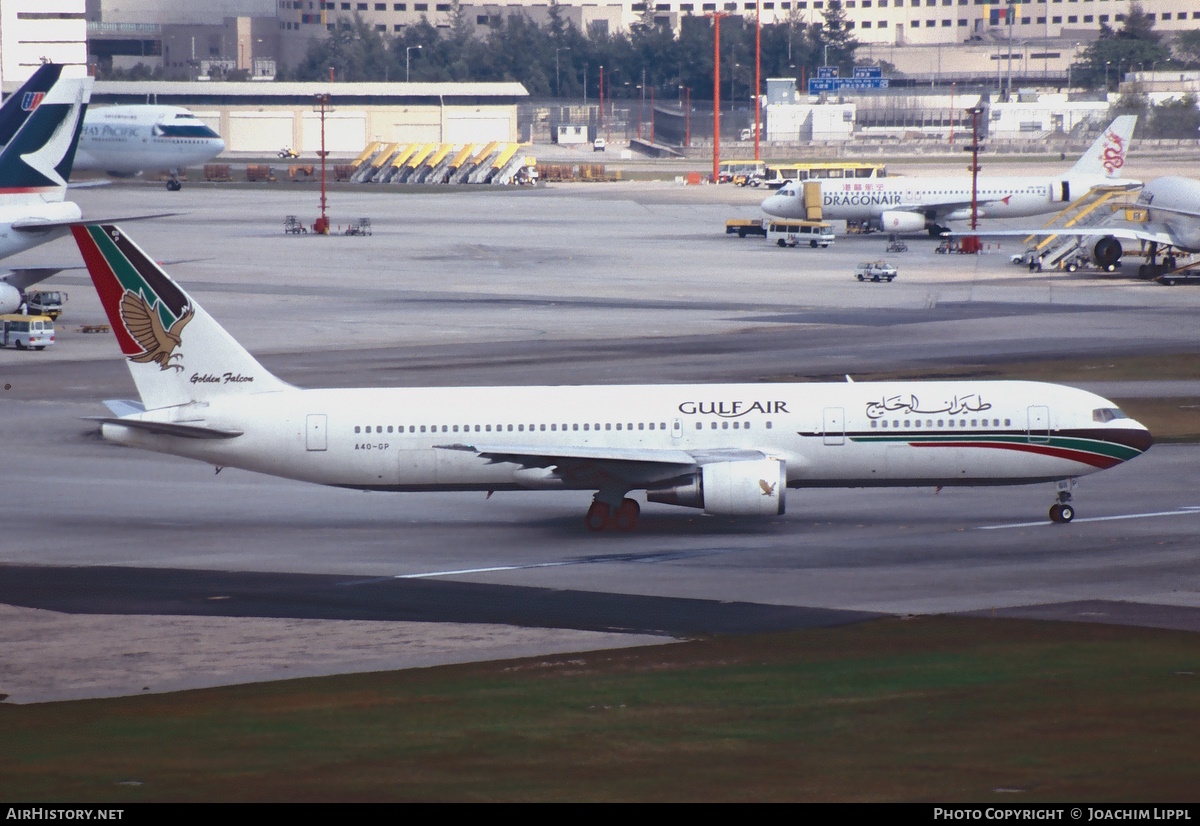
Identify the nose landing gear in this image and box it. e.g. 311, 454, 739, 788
1049, 480, 1076, 523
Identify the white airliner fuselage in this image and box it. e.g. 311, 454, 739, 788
75, 105, 225, 188
762, 115, 1139, 234
103, 382, 1150, 499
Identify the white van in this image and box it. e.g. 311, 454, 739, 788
766, 220, 835, 248
0, 314, 55, 350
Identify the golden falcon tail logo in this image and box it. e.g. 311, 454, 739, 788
759, 479, 777, 497
120, 290, 193, 371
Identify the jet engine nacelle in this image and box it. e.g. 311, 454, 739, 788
0, 283, 22, 314
647, 458, 786, 517
1093, 236, 1123, 269
878, 211, 927, 234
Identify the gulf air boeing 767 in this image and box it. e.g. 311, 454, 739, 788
71, 224, 1152, 530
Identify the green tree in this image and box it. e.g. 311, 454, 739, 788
809, 0, 858, 78
293, 15, 392, 81
1149, 94, 1200, 139
1070, 3, 1170, 90
1173, 30, 1200, 68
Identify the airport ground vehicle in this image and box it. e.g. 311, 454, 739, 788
0, 314, 54, 349
855, 261, 897, 282
718, 160, 766, 184
593, 138, 606, 152
24, 290, 66, 319
886, 235, 908, 253
761, 161, 887, 190
725, 218, 767, 238
767, 220, 835, 248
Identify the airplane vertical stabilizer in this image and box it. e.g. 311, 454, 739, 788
0, 74, 91, 204
71, 224, 291, 411
1068, 115, 1137, 180
0, 63, 64, 147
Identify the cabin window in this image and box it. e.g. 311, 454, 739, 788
871, 421, 878, 428
354, 426, 361, 433
616, 423, 622, 431
573, 424, 579, 431
387, 426, 393, 433
696, 423, 703, 430
638, 423, 644, 431
584, 424, 590, 431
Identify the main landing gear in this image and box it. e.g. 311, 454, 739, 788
1049, 479, 1076, 524
166, 170, 182, 192
585, 496, 640, 532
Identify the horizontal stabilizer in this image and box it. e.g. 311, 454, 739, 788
0, 267, 65, 291
102, 399, 145, 417
86, 417, 243, 440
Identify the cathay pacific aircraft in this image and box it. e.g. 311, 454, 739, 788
75, 105, 225, 191
70, 224, 1152, 530
0, 70, 93, 313
761, 115, 1139, 236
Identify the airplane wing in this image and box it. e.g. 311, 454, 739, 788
442, 442, 773, 487
11, 211, 179, 233
946, 225, 1179, 248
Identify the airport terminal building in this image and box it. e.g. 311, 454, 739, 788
91, 81, 528, 152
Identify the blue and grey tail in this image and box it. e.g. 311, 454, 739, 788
0, 71, 92, 203
0, 63, 64, 148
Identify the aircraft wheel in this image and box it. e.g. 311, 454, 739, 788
1049, 503, 1076, 524
166, 180, 182, 192
585, 501, 611, 532
613, 498, 640, 531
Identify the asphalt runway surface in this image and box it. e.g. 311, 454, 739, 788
2, 173, 1200, 702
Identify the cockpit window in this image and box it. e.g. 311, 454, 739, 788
1092, 408, 1128, 423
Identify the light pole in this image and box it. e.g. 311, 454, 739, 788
406, 44, 422, 82
823, 44, 829, 68
1105, 60, 1111, 92
556, 47, 570, 98
679, 85, 690, 149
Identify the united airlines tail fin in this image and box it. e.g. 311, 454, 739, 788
70, 224, 290, 411
0, 74, 92, 204
0, 63, 64, 147
1068, 115, 1137, 180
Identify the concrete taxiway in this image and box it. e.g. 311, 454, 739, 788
2, 178, 1199, 702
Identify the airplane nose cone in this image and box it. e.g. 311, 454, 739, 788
213, 137, 226, 153
1122, 425, 1154, 454
761, 194, 783, 216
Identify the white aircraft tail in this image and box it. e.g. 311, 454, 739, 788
70, 224, 290, 411
1067, 115, 1137, 180
0, 74, 91, 205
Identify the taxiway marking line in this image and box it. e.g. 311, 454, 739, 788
977, 506, 1200, 531
396, 562, 571, 579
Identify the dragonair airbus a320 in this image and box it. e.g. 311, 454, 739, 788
71, 224, 1152, 530
761, 115, 1139, 236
